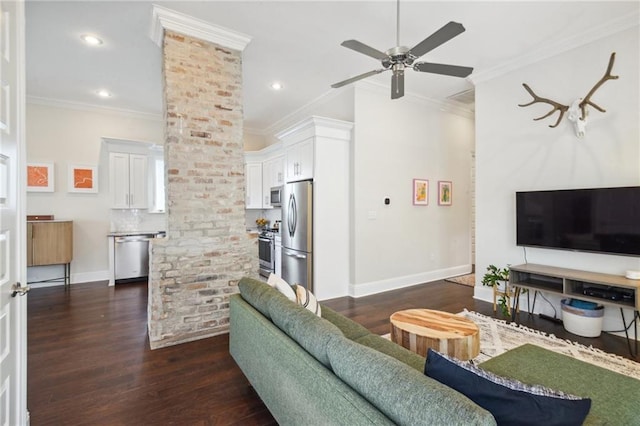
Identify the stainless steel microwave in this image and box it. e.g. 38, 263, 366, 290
270, 186, 283, 207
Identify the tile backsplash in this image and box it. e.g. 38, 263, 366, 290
245, 208, 281, 231
110, 209, 166, 232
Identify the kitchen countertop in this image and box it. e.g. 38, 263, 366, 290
107, 231, 165, 237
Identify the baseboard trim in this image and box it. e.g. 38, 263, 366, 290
349, 264, 472, 298
28, 270, 110, 288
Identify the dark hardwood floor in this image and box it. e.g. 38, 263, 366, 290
28, 279, 635, 425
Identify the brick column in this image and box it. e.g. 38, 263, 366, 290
148, 30, 257, 349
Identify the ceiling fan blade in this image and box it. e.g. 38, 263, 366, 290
408, 21, 466, 58
331, 69, 386, 89
341, 40, 389, 61
391, 70, 405, 99
413, 62, 473, 78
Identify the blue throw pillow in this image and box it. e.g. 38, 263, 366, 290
424, 349, 591, 426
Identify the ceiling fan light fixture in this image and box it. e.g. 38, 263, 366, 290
81, 34, 103, 46
330, 0, 473, 100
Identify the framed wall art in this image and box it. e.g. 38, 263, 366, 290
413, 179, 429, 205
68, 164, 98, 193
438, 181, 452, 206
27, 162, 55, 192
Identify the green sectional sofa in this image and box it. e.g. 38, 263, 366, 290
229, 277, 640, 425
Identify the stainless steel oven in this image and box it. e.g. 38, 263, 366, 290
258, 231, 275, 278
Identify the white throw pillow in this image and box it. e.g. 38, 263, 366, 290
266, 273, 278, 288
296, 285, 322, 317
268, 273, 296, 302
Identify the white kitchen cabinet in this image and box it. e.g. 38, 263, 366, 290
245, 162, 263, 209
271, 155, 285, 186
109, 152, 148, 209
261, 159, 273, 208
274, 235, 282, 276
285, 139, 314, 182
262, 155, 285, 208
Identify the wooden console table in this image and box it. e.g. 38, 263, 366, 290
27, 220, 73, 287
509, 263, 639, 357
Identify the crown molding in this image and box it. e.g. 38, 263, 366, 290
469, 10, 639, 85
150, 4, 251, 51
275, 116, 353, 142
27, 96, 163, 121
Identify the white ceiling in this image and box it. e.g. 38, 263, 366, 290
26, 1, 639, 133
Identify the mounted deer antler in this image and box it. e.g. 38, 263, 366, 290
519, 52, 618, 137
518, 84, 568, 128
577, 52, 619, 120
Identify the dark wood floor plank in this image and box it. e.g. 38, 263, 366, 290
28, 279, 635, 425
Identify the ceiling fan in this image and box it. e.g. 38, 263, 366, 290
331, 0, 473, 99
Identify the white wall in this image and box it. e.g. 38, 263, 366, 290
474, 27, 639, 332
262, 88, 355, 147
351, 85, 475, 296
26, 103, 163, 285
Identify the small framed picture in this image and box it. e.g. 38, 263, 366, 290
27, 162, 55, 192
68, 164, 98, 193
438, 181, 452, 206
413, 179, 429, 205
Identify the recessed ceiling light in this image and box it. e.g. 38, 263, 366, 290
81, 34, 103, 46
270, 82, 283, 90
96, 89, 112, 98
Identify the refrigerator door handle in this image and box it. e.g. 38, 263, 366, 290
288, 193, 297, 238
284, 251, 306, 260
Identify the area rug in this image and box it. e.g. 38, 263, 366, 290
444, 273, 475, 287
383, 310, 640, 380
463, 309, 640, 380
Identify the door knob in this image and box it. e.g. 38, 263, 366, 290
11, 282, 31, 297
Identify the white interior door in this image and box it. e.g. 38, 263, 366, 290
0, 0, 27, 424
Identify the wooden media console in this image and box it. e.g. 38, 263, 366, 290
509, 263, 639, 357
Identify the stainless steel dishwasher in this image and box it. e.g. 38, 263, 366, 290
114, 234, 152, 281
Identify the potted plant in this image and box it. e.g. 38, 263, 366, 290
481, 264, 512, 317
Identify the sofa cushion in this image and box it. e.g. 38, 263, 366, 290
238, 277, 289, 320
425, 349, 591, 426
296, 285, 321, 316
321, 305, 371, 340
268, 294, 343, 368
355, 334, 425, 372
326, 336, 497, 426
230, 294, 396, 426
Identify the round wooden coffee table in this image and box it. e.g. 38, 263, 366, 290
390, 309, 480, 360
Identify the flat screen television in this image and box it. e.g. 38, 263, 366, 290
516, 186, 640, 257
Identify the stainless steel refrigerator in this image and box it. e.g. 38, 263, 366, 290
282, 180, 313, 291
